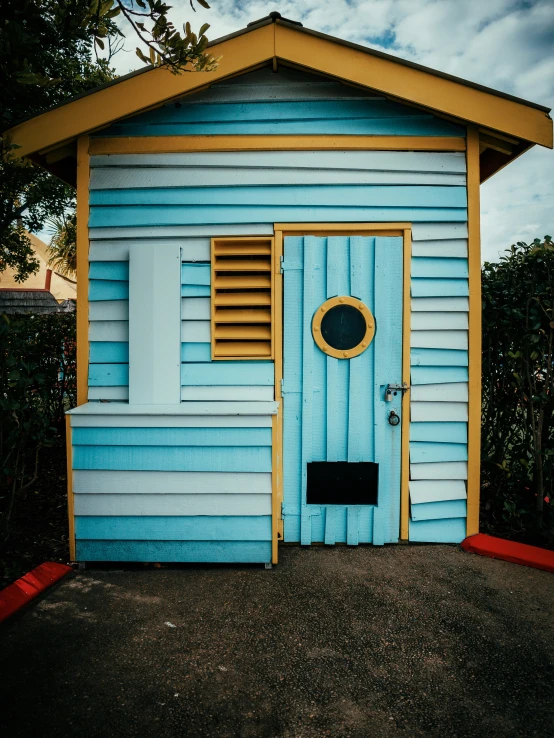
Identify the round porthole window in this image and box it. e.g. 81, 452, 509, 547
312, 296, 375, 359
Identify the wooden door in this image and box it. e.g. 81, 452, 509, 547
282, 235, 403, 545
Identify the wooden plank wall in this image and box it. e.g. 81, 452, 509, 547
96, 66, 465, 139
81, 67, 470, 559
409, 222, 469, 543
71, 412, 274, 563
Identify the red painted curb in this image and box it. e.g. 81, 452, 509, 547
461, 533, 554, 573
0, 562, 72, 624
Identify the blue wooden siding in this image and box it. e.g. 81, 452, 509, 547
95, 72, 465, 136
73, 446, 272, 472
72, 427, 272, 446
70, 417, 274, 563
75, 516, 272, 540
90, 185, 467, 207
75, 541, 272, 563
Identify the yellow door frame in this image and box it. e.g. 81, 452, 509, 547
272, 223, 412, 561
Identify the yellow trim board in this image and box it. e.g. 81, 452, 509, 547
401, 228, 412, 540
89, 135, 466, 155
65, 415, 76, 561
275, 223, 410, 235
274, 223, 410, 544
76, 135, 89, 406
466, 127, 482, 536
274, 24, 552, 148
272, 230, 284, 563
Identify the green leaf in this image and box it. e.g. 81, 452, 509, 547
136, 47, 150, 64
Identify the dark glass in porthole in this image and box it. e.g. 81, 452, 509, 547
320, 304, 366, 350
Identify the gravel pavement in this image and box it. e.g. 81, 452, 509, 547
1, 544, 553, 738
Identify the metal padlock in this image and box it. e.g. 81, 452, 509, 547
385, 387, 393, 402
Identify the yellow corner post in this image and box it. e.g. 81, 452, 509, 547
400, 228, 412, 540
272, 230, 284, 563
65, 414, 76, 561
466, 126, 482, 536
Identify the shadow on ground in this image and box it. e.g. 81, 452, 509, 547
1, 545, 553, 738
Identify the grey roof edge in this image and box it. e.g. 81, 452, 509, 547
6, 13, 550, 134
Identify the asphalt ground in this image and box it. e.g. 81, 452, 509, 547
1, 545, 553, 738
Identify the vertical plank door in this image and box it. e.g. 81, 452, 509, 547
282, 235, 403, 545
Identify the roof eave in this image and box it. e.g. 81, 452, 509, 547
4, 16, 551, 184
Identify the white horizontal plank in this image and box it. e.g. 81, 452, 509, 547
73, 493, 271, 516
89, 224, 274, 240
410, 462, 468, 480
90, 151, 467, 172
411, 239, 468, 257
409, 480, 467, 504
90, 166, 465, 189
180, 386, 274, 401
88, 387, 128, 400
73, 469, 271, 494
410, 330, 468, 350
71, 414, 272, 428
411, 297, 469, 312
89, 239, 210, 262
181, 320, 210, 342
411, 401, 468, 422
411, 222, 469, 241
68, 401, 279, 416
89, 300, 129, 321
89, 320, 128, 342
411, 312, 468, 330
181, 297, 210, 320
179, 240, 211, 262
411, 382, 468, 402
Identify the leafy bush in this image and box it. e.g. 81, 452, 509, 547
0, 312, 76, 543
481, 237, 554, 548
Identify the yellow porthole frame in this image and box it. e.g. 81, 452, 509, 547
311, 295, 375, 359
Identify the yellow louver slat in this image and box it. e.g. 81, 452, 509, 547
215, 308, 271, 323
214, 292, 271, 306
211, 237, 274, 360
214, 341, 272, 358
214, 274, 271, 289
214, 258, 271, 271
215, 325, 271, 340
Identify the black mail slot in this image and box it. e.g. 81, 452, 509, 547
306, 462, 379, 505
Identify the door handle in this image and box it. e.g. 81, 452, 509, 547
388, 410, 400, 426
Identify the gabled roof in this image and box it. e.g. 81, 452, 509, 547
6, 12, 552, 184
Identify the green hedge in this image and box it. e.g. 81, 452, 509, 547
481, 237, 554, 548
0, 312, 76, 543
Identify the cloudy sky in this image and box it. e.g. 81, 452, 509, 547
111, 0, 554, 263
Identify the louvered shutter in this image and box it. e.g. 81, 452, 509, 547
211, 237, 274, 359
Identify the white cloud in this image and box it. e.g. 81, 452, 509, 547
107, 0, 554, 261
